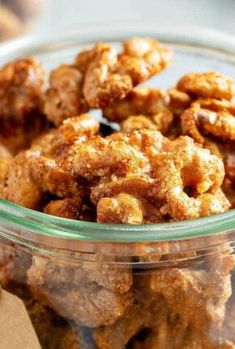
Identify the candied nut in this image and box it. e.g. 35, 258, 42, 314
67, 135, 150, 180
160, 136, 225, 194
43, 198, 81, 219
196, 189, 231, 216
182, 101, 235, 143
118, 37, 172, 84
181, 330, 235, 349
97, 193, 144, 224
160, 176, 229, 222
196, 108, 235, 141
93, 177, 164, 224
44, 65, 88, 125
30, 156, 81, 200
32, 114, 99, 159
83, 43, 132, 108
3, 150, 43, 209
103, 87, 170, 122
4, 115, 100, 209
0, 57, 47, 154
148, 255, 235, 332
84, 261, 132, 294
82, 39, 172, 108
132, 257, 235, 349
28, 256, 133, 327
152, 137, 226, 220
177, 71, 235, 100
0, 57, 44, 123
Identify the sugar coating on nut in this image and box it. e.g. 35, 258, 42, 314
3, 114, 100, 210
177, 71, 235, 100
181, 101, 235, 144
81, 38, 172, 108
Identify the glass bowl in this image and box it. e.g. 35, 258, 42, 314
0, 23, 235, 349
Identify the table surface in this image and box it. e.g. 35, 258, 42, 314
34, 0, 235, 35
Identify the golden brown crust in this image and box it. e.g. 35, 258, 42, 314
119, 37, 173, 84
3, 150, 43, 209
152, 137, 227, 220
81, 38, 172, 108
181, 99, 235, 144
83, 43, 133, 108
177, 72, 235, 100
3, 114, 100, 210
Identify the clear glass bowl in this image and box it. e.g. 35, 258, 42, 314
0, 23, 235, 349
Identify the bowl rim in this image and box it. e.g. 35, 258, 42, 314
1, 22, 235, 243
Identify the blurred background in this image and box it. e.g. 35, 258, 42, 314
0, 0, 235, 40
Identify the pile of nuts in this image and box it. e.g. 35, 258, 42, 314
0, 37, 235, 349
0, 37, 235, 224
